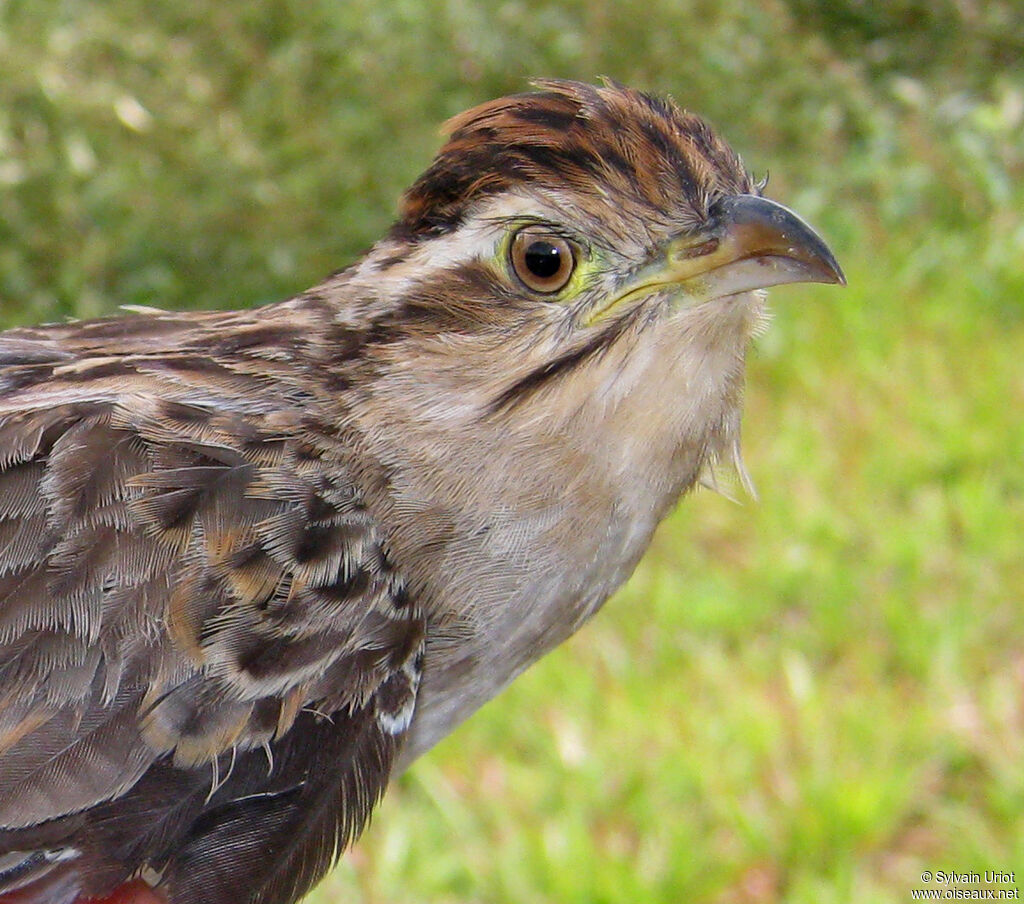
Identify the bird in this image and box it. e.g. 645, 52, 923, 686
0, 79, 843, 904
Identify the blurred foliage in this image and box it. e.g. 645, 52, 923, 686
784, 0, 1024, 86
0, 2, 1022, 903
0, 0, 1021, 324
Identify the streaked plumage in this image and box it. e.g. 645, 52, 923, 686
0, 80, 842, 904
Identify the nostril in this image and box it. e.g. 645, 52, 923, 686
671, 238, 720, 261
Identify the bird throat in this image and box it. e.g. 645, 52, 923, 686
370, 292, 762, 765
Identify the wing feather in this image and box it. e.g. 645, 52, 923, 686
0, 310, 423, 902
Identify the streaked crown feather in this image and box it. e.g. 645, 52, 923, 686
397, 79, 752, 238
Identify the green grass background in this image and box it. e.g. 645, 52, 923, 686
1, 1, 1022, 901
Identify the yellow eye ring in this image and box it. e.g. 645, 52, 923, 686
510, 228, 576, 294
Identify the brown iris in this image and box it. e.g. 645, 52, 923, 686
510, 227, 576, 294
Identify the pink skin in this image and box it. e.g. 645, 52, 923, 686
84, 881, 169, 904
0, 880, 168, 904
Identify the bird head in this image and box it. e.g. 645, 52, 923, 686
339, 80, 842, 433
327, 78, 844, 540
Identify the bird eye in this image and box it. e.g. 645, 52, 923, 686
510, 228, 576, 294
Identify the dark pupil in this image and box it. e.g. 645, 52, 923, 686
524, 241, 562, 279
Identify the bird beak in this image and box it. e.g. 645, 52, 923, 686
595, 195, 844, 322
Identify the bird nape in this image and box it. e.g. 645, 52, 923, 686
0, 80, 843, 904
